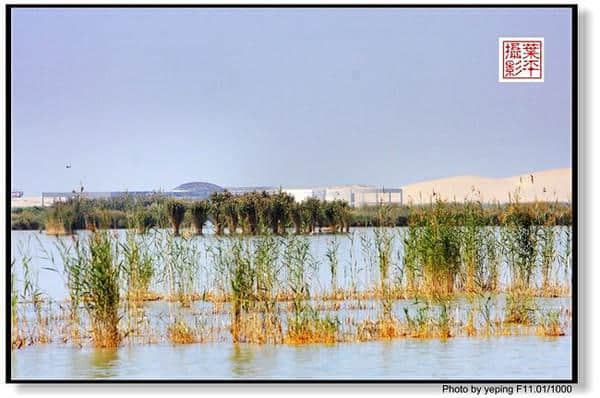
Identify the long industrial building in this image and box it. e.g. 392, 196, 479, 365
28, 182, 403, 208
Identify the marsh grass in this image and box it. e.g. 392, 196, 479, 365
45, 203, 74, 235
122, 232, 155, 302
536, 309, 565, 336
11, 197, 573, 348
167, 319, 196, 344
504, 289, 536, 325
326, 237, 340, 292
160, 232, 200, 307
374, 227, 394, 319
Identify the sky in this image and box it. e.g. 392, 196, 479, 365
10, 7, 573, 195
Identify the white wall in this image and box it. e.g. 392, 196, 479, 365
283, 189, 314, 203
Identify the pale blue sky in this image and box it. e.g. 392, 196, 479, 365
10, 7, 572, 195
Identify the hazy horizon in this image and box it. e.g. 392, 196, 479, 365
10, 7, 572, 195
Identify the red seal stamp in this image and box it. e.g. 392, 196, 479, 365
499, 37, 544, 82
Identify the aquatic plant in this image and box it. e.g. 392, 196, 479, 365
167, 319, 196, 344
500, 201, 540, 290
122, 232, 155, 302
223, 197, 240, 235
165, 200, 187, 237
238, 193, 260, 235
326, 237, 340, 292
504, 289, 536, 325
161, 233, 200, 307
132, 208, 156, 234
302, 197, 323, 234
209, 192, 231, 235
410, 200, 462, 299
45, 203, 75, 235
374, 227, 394, 318
189, 200, 210, 235
536, 309, 565, 336
59, 231, 123, 348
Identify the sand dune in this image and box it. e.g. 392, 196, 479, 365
401, 168, 572, 205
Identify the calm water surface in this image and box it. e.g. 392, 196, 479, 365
12, 336, 571, 380
10, 229, 573, 380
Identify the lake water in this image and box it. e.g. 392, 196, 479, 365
9, 228, 573, 381
11, 336, 571, 380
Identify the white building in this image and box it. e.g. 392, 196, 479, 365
283, 185, 403, 207
282, 188, 315, 203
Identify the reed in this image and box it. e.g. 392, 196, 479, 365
282, 235, 339, 343
131, 208, 156, 234
167, 319, 196, 344
45, 203, 75, 235
165, 200, 186, 237
58, 231, 123, 348
504, 289, 536, 325
223, 198, 240, 235
122, 232, 155, 302
410, 201, 462, 299
209, 192, 230, 235
11, 195, 573, 348
189, 200, 210, 235
500, 202, 540, 290
161, 232, 199, 307
459, 202, 486, 293
10, 259, 27, 349
374, 227, 394, 318
326, 237, 340, 293
536, 309, 565, 336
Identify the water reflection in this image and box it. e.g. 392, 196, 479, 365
88, 348, 118, 378
230, 345, 256, 378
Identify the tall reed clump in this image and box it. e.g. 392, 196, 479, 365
238, 193, 260, 235
355, 227, 402, 341
45, 203, 75, 235
499, 201, 540, 324
59, 232, 121, 347
161, 232, 199, 307
189, 200, 210, 236
499, 202, 540, 291
402, 220, 419, 294
86, 232, 121, 347
540, 217, 556, 293
226, 238, 254, 343
223, 197, 240, 235
209, 192, 230, 235
20, 250, 50, 344
253, 236, 281, 333
131, 208, 156, 234
325, 237, 340, 294
539, 212, 557, 294
10, 259, 25, 349
283, 236, 338, 344
409, 200, 462, 299
459, 202, 487, 293
483, 227, 500, 292
302, 197, 322, 234
122, 232, 155, 302
560, 225, 572, 289
228, 235, 282, 343
374, 227, 394, 318
165, 200, 187, 237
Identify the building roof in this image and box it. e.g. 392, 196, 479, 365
172, 182, 224, 193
